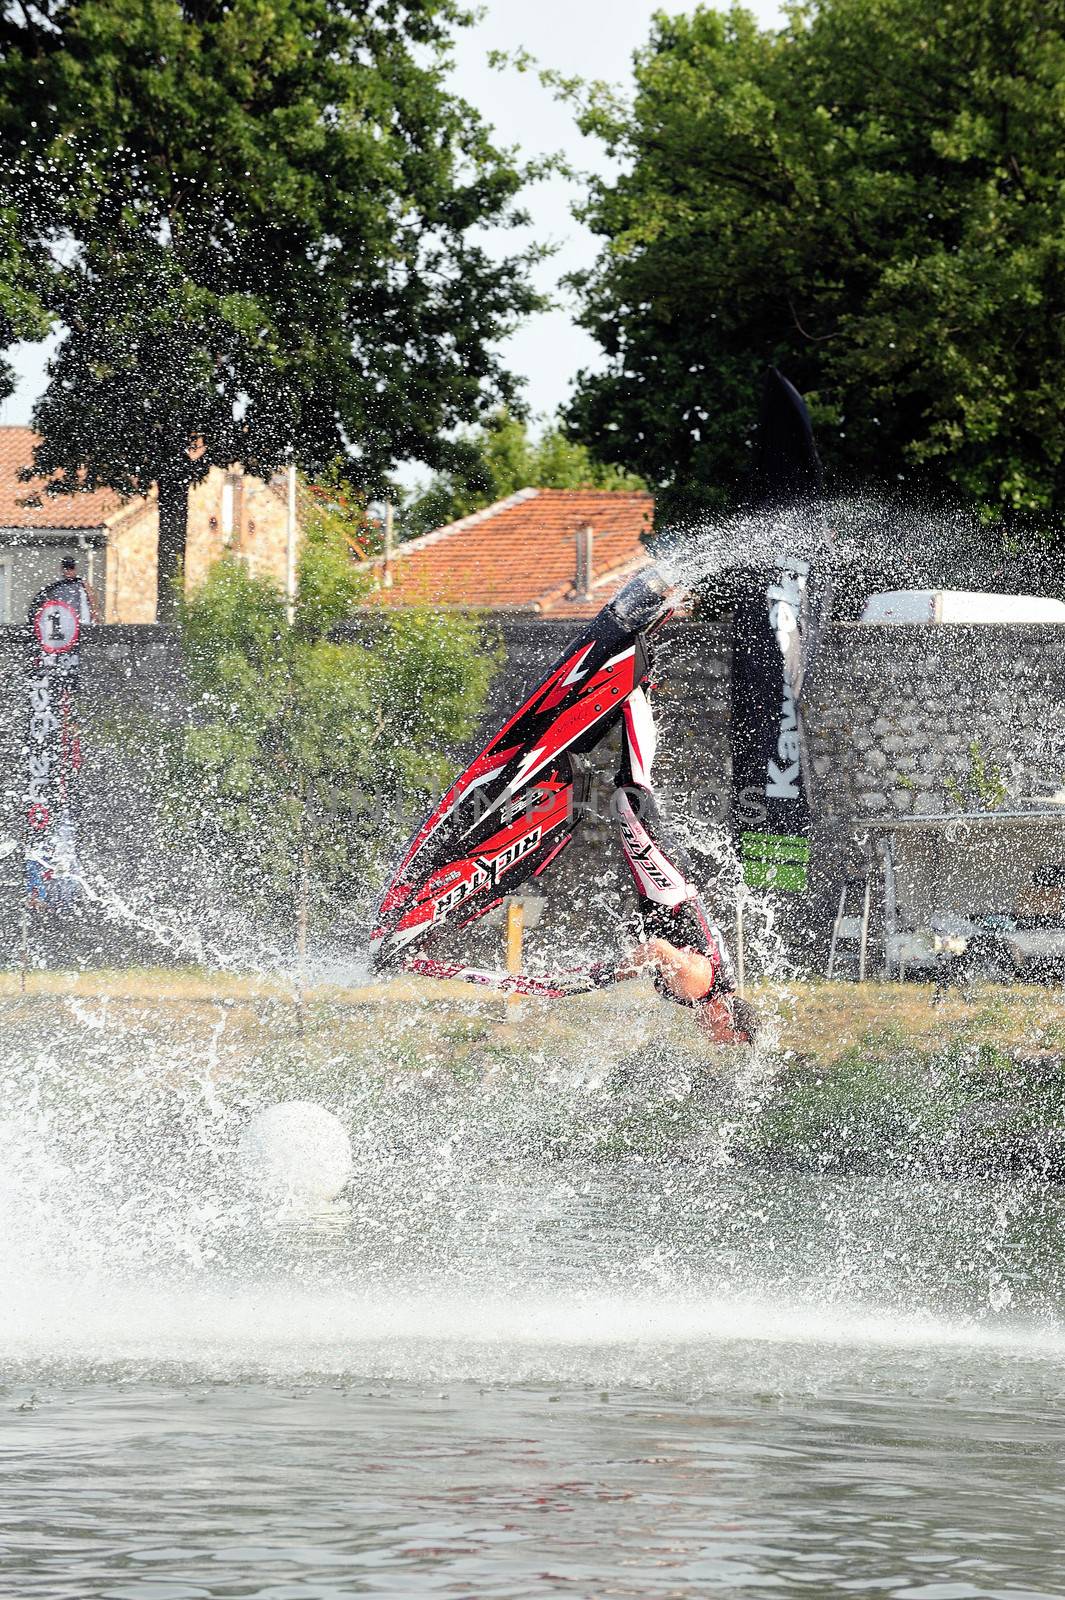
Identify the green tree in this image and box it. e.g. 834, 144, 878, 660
0, 68, 51, 399
0, 212, 46, 400
566, 0, 1065, 528
169, 485, 496, 938
0, 0, 542, 615
401, 408, 646, 537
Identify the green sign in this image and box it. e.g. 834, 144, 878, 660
741, 831, 811, 892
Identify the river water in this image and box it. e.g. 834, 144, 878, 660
4, 1122, 1065, 1599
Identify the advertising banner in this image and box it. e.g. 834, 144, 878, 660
23, 577, 90, 909
730, 370, 827, 897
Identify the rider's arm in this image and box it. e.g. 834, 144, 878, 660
604, 937, 717, 1000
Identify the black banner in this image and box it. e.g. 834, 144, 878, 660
23, 578, 89, 909
731, 559, 821, 892
730, 370, 826, 896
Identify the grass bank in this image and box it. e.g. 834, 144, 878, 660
2, 971, 1063, 1176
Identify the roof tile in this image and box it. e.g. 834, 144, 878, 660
368, 488, 655, 613
0, 426, 131, 529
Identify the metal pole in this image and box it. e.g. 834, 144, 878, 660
506, 898, 524, 1013
827, 881, 847, 979
858, 878, 871, 982
880, 833, 899, 979
285, 462, 297, 625
296, 831, 309, 1037
382, 501, 394, 589
19, 897, 28, 994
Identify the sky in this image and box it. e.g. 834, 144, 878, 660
0, 0, 783, 434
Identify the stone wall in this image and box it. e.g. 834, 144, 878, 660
2, 614, 1064, 966
108, 500, 161, 623
482, 617, 1065, 965
805, 624, 1065, 831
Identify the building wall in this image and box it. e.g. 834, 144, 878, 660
185, 467, 232, 592
0, 468, 306, 625
106, 500, 158, 623
241, 471, 295, 589
186, 466, 293, 594
2, 467, 298, 628
0, 535, 108, 625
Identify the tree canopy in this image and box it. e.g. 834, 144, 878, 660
0, 0, 543, 612
566, 0, 1065, 529
0, 51, 51, 400
400, 408, 646, 537
0, 211, 46, 401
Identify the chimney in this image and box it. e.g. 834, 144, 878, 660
574, 522, 594, 601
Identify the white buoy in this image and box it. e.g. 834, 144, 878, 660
237, 1101, 353, 1203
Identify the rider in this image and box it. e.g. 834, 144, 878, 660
591, 684, 760, 1046
618, 921, 760, 1045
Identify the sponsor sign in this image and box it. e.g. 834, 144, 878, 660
731, 561, 821, 894
33, 598, 80, 655
22, 580, 88, 909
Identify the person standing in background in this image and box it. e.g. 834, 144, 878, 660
28, 554, 101, 627
58, 555, 100, 623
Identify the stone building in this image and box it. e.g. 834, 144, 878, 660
0, 426, 302, 623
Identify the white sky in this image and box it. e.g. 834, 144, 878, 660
0, 0, 782, 433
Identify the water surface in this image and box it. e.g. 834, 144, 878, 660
4, 1150, 1065, 1599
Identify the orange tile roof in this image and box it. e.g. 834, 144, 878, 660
0, 426, 130, 528
368, 488, 655, 613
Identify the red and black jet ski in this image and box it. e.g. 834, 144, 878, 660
370, 568, 675, 977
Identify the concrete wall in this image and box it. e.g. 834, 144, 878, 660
0, 625, 188, 867
0, 622, 186, 717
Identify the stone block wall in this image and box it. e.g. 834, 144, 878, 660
478, 616, 733, 828
3, 614, 1065, 966
107, 500, 161, 623
804, 624, 1065, 833
240, 471, 297, 589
